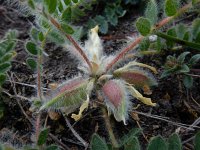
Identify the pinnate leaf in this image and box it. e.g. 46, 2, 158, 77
139, 37, 150, 51
91, 134, 108, 150
26, 58, 37, 70
30, 27, 39, 41
145, 0, 158, 25
168, 133, 182, 150
72, 0, 78, 3
44, 0, 57, 14
192, 19, 200, 39
124, 136, 140, 150
25, 41, 38, 55
0, 53, 14, 63
0, 63, 11, 73
64, 0, 71, 5
0, 73, 6, 86
28, 0, 35, 9
165, 0, 180, 16
37, 128, 49, 146
94, 15, 108, 34
147, 136, 167, 150
178, 64, 190, 73
62, 7, 72, 22
177, 52, 190, 64
136, 17, 151, 36
176, 24, 187, 39
166, 27, 177, 48
119, 128, 141, 147
61, 23, 74, 34
47, 31, 65, 45
183, 75, 193, 89
194, 131, 200, 150
189, 54, 200, 66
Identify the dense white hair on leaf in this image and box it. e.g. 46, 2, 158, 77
84, 26, 103, 63
94, 54, 115, 75
40, 75, 95, 113
63, 44, 87, 65
102, 79, 131, 124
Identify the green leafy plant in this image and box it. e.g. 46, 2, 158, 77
27, 0, 142, 35
39, 25, 157, 123
20, 0, 200, 148
0, 30, 17, 119
138, 1, 200, 54
24, 0, 158, 123
2, 0, 198, 149
0, 30, 17, 87
133, 0, 200, 87
21, 0, 159, 148
90, 128, 141, 150
161, 52, 200, 88
86, 0, 143, 34
90, 131, 200, 150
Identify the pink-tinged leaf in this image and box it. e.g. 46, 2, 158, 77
40, 77, 90, 110
114, 70, 157, 88
59, 78, 86, 93
102, 79, 130, 124
102, 80, 123, 107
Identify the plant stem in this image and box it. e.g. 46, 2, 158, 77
65, 117, 88, 148
105, 2, 194, 72
101, 107, 119, 148
105, 37, 143, 72
37, 54, 42, 100
49, 16, 92, 71
191, 69, 200, 73
35, 113, 41, 141
156, 32, 200, 50
186, 73, 200, 78
36, 29, 50, 144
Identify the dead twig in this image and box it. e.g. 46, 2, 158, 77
64, 117, 89, 149
5, 80, 50, 91
49, 133, 70, 150
184, 117, 200, 133
8, 73, 33, 124
132, 110, 200, 130
136, 121, 149, 142
191, 94, 200, 107
182, 136, 195, 144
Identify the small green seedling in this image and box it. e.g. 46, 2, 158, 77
161, 52, 200, 88
0, 30, 17, 87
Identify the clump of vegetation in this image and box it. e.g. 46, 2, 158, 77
0, 0, 200, 149
85, 0, 142, 34
0, 30, 17, 88
90, 130, 200, 150
162, 52, 200, 88
0, 30, 17, 119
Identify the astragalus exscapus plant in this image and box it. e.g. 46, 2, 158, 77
40, 25, 157, 124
